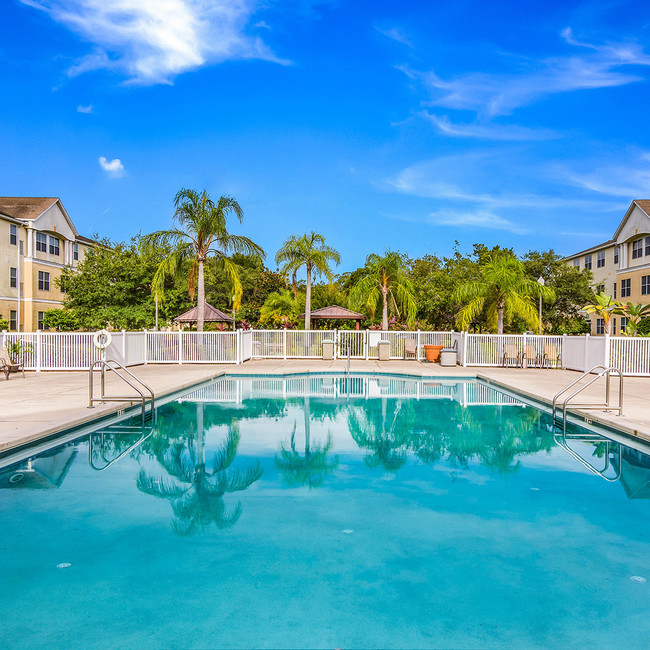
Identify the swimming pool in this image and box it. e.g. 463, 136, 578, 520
2, 374, 650, 648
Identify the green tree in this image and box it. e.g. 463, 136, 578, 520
144, 189, 265, 332
59, 237, 190, 329
454, 251, 554, 334
583, 293, 620, 335
349, 251, 416, 331
615, 302, 650, 336
275, 232, 340, 330
259, 289, 304, 327
42, 309, 79, 331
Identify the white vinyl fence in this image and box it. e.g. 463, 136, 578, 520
2, 329, 650, 376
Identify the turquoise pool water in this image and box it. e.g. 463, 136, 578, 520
2, 375, 650, 648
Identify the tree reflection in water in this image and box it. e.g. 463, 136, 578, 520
137, 403, 262, 536
275, 397, 339, 488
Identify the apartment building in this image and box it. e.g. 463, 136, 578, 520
0, 197, 93, 332
564, 199, 650, 335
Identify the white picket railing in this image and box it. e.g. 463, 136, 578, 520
1, 329, 649, 375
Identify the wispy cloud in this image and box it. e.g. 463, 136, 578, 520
98, 156, 124, 175
419, 111, 558, 141
77, 103, 93, 113
399, 30, 650, 118
21, 0, 288, 85
375, 25, 412, 47
426, 209, 529, 234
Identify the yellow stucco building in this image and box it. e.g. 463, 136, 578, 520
0, 197, 93, 332
564, 200, 650, 335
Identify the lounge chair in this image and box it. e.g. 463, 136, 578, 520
0, 346, 25, 379
502, 344, 521, 367
522, 344, 540, 368
404, 338, 417, 360
542, 345, 562, 369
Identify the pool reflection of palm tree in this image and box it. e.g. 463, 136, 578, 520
137, 404, 262, 536
348, 398, 412, 471
275, 397, 339, 488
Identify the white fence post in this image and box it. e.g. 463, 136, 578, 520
604, 333, 611, 368
122, 329, 126, 361
562, 333, 567, 369
417, 329, 421, 361
283, 329, 287, 360
236, 329, 241, 365
584, 334, 590, 371
178, 329, 183, 365
461, 331, 468, 367
522, 331, 527, 368
36, 329, 42, 372
1, 330, 5, 350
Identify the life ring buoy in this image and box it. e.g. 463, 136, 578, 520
93, 329, 112, 350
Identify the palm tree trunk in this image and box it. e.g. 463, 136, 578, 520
497, 297, 504, 335
305, 264, 312, 330
197, 259, 205, 332
382, 287, 389, 331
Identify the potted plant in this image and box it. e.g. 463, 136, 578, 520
7, 340, 33, 369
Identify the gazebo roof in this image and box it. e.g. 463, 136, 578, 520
174, 301, 234, 323
299, 305, 365, 320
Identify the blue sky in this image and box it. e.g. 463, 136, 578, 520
3, 0, 650, 274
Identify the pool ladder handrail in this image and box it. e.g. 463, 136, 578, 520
552, 365, 623, 433
88, 424, 154, 471
553, 431, 622, 482
89, 359, 155, 425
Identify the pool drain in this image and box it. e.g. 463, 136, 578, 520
631, 576, 647, 583
56, 563, 72, 569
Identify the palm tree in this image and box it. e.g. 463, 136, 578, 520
275, 232, 340, 330
143, 188, 265, 331
584, 292, 621, 335
454, 251, 554, 334
137, 412, 263, 536
615, 302, 650, 336
274, 398, 339, 488
349, 251, 416, 331
259, 289, 304, 327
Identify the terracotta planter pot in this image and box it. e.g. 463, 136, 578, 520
424, 344, 443, 362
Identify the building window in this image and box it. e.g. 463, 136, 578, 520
596, 284, 605, 294
621, 278, 631, 297
642, 275, 650, 295
646, 237, 650, 256
73, 243, 79, 261
38, 311, 45, 330
596, 318, 605, 334
10, 224, 17, 245
49, 236, 60, 256
10, 310, 17, 331
613, 281, 617, 298
632, 239, 643, 259
10, 267, 17, 288
573, 259, 580, 268
621, 317, 629, 333
584, 254, 592, 270
614, 246, 619, 264
612, 319, 617, 335
36, 232, 47, 252
38, 271, 50, 291
597, 251, 605, 268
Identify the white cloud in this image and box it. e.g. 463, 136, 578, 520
398, 31, 650, 118
427, 209, 529, 234
77, 103, 93, 113
419, 111, 558, 141
98, 156, 124, 175
375, 25, 412, 47
20, 0, 287, 85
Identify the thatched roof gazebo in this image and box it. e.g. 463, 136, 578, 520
174, 301, 234, 328
299, 305, 365, 330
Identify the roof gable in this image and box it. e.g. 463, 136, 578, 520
614, 200, 650, 242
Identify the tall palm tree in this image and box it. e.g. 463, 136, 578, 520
137, 410, 263, 536
274, 398, 339, 488
143, 188, 265, 331
584, 292, 621, 335
275, 232, 340, 330
454, 251, 554, 334
349, 251, 416, 331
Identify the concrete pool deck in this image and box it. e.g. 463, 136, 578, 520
1, 359, 649, 453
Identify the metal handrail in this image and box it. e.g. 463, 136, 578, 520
88, 425, 154, 471
89, 359, 155, 424
552, 365, 623, 433
553, 432, 622, 482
